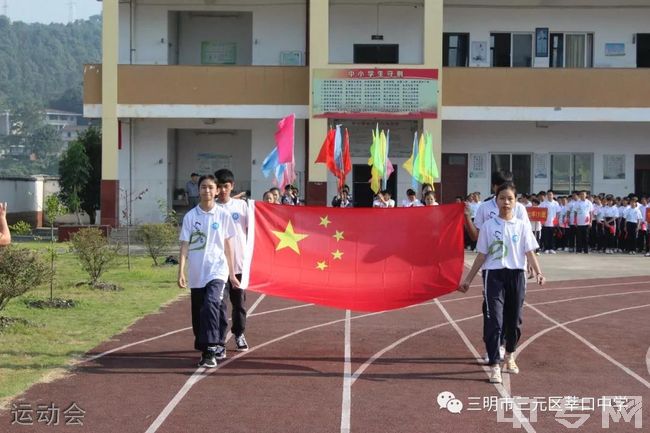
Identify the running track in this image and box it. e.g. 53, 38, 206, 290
2, 275, 649, 432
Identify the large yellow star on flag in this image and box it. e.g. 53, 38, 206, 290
272, 221, 308, 254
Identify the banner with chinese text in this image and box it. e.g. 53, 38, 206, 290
312, 68, 439, 120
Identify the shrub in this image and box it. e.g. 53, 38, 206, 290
69, 228, 119, 286
137, 223, 178, 266
0, 246, 51, 311
8, 220, 32, 236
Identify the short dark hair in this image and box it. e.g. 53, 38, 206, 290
214, 168, 235, 185
496, 181, 517, 197
198, 174, 216, 187
191, 172, 199, 177
491, 170, 513, 187
269, 187, 280, 194
406, 188, 416, 196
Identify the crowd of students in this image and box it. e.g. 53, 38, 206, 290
465, 188, 650, 257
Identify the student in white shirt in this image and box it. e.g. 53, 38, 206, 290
423, 191, 439, 206
465, 170, 532, 366
539, 190, 560, 253
459, 182, 545, 384
638, 196, 648, 255
178, 174, 239, 368
373, 190, 395, 208
402, 188, 423, 207
624, 196, 642, 254
215, 169, 250, 352
574, 191, 593, 254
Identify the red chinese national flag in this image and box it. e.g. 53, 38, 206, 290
241, 202, 465, 312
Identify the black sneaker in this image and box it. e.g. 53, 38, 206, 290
198, 352, 217, 368
214, 345, 226, 360
235, 335, 249, 351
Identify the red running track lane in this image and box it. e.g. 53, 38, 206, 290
1, 277, 649, 433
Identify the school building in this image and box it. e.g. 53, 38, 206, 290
86, 0, 650, 225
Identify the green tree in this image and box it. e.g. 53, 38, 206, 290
44, 195, 67, 302
59, 141, 90, 224
78, 127, 102, 225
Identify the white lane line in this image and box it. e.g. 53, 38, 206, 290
340, 310, 352, 433
81, 296, 318, 364
145, 308, 396, 433
524, 302, 650, 389
434, 299, 536, 433
350, 314, 482, 385
145, 287, 649, 433
350, 290, 650, 386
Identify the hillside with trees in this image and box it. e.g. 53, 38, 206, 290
0, 14, 101, 175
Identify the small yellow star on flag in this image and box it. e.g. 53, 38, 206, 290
331, 249, 344, 260
319, 216, 331, 228
272, 221, 308, 254
333, 230, 345, 242
316, 260, 328, 271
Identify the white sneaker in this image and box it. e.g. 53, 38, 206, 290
549, 250, 557, 254
645, 252, 650, 257
502, 356, 520, 374
489, 366, 502, 383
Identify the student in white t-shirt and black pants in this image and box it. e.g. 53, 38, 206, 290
215, 169, 250, 352
465, 171, 533, 366
624, 196, 642, 254
574, 191, 593, 254
178, 175, 240, 368
460, 182, 545, 384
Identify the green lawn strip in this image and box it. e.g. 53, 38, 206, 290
0, 242, 183, 404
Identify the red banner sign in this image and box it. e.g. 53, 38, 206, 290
527, 207, 548, 223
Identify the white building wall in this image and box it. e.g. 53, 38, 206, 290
329, 2, 424, 64
119, 1, 306, 65
444, 7, 650, 68
444, 121, 650, 198
120, 118, 306, 222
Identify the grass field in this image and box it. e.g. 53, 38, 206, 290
0, 242, 183, 406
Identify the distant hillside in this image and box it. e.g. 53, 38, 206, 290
0, 14, 102, 113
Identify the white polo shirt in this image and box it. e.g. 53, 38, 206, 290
474, 197, 531, 231
539, 200, 560, 227
477, 216, 539, 271
217, 198, 248, 275
624, 206, 642, 224
180, 204, 236, 289
401, 199, 423, 207
574, 200, 593, 226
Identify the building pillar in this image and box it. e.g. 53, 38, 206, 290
306, 0, 329, 205
100, 0, 120, 227
424, 0, 443, 191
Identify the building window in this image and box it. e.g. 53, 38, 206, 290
443, 33, 469, 67
491, 153, 532, 193
490, 32, 533, 67
550, 33, 593, 68
550, 153, 593, 194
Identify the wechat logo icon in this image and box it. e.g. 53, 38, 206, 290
437, 391, 463, 414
